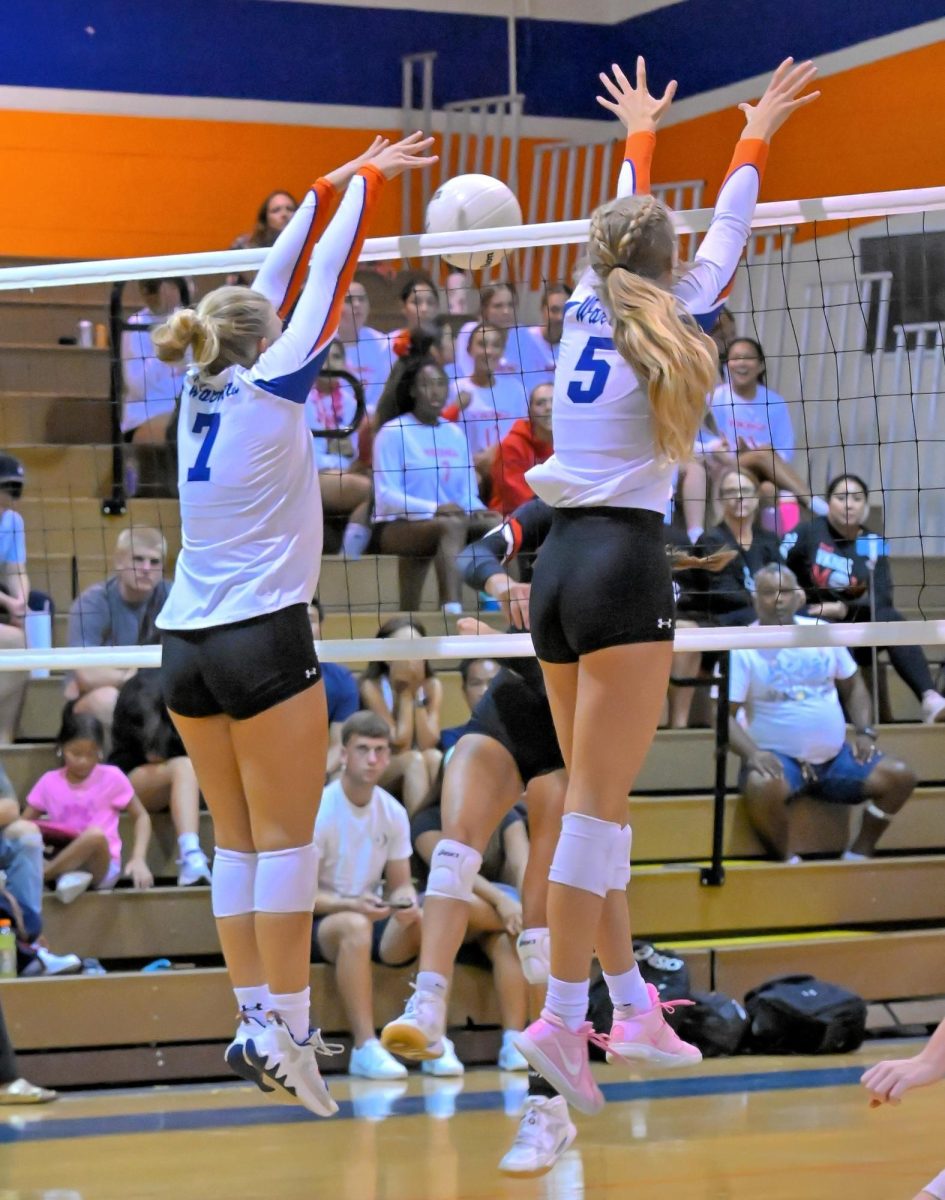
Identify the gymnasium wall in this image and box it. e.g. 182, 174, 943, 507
1, 0, 943, 260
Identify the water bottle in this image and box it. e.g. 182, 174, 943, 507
0, 919, 16, 979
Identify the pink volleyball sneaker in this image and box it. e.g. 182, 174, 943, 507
606, 984, 702, 1068
512, 1011, 605, 1116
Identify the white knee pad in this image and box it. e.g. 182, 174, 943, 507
608, 824, 632, 892
548, 812, 622, 898
426, 839, 481, 903
254, 842, 319, 914
516, 927, 550, 985
211, 847, 258, 918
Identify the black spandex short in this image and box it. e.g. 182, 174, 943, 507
464, 667, 563, 784
529, 506, 676, 663
310, 913, 416, 967
160, 603, 321, 721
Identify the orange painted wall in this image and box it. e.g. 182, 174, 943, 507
1, 38, 943, 262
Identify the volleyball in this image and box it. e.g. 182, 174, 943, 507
424, 174, 523, 270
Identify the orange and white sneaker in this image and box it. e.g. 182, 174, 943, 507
606, 984, 702, 1069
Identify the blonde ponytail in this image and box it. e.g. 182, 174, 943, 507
589, 196, 718, 464
151, 285, 275, 375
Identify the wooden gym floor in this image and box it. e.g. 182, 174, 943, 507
0, 1044, 940, 1199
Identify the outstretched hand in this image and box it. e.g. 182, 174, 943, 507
596, 56, 677, 134
325, 136, 390, 191
861, 1054, 945, 1107
371, 131, 438, 181
739, 57, 819, 142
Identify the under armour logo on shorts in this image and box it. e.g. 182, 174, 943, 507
656, 618, 673, 629
305, 667, 319, 679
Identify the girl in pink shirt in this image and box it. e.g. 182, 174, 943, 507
25, 712, 153, 903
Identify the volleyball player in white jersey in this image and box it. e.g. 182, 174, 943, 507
511, 57, 819, 1114
152, 133, 435, 1117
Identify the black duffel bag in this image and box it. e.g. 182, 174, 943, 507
670, 991, 749, 1057
744, 974, 866, 1055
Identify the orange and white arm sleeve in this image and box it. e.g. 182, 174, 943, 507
616, 131, 656, 199
674, 138, 768, 316
252, 177, 339, 320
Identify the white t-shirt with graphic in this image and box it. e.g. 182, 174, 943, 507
315, 778, 412, 899
729, 618, 858, 763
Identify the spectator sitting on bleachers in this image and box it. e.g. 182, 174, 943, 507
109, 667, 210, 886
0, 455, 30, 743
359, 617, 442, 817
394, 274, 440, 346
25, 711, 153, 903
439, 657, 501, 752
338, 275, 394, 415
487, 382, 554, 516
699, 337, 828, 530
121, 278, 190, 444
411, 780, 532, 1074
670, 470, 782, 728
445, 269, 478, 317
230, 190, 297, 252
66, 527, 170, 734
518, 282, 569, 390
306, 339, 372, 519
312, 712, 422, 1080
784, 473, 945, 725
307, 600, 361, 780
728, 563, 917, 862
0, 759, 82, 975
445, 324, 530, 463
454, 282, 530, 380
371, 354, 499, 613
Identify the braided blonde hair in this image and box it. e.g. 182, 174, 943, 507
588, 195, 717, 463
151, 285, 276, 375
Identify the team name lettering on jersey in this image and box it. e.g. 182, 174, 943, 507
187, 379, 238, 404
571, 296, 610, 327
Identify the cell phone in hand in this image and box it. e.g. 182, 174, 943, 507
389, 898, 415, 909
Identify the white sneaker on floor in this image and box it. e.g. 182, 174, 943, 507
243, 1015, 341, 1117
177, 849, 212, 887
420, 1036, 464, 1077
499, 1095, 577, 1177
35, 947, 83, 975
349, 1038, 408, 1080
54, 871, 93, 904
498, 1032, 530, 1072
922, 691, 945, 724
381, 985, 448, 1061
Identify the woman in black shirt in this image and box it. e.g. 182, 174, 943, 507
785, 473, 945, 723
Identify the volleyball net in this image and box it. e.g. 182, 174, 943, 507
0, 184, 944, 670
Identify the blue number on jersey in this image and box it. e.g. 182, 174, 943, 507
566, 336, 614, 404
186, 412, 222, 482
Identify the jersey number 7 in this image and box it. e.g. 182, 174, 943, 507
187, 412, 222, 482
566, 336, 614, 404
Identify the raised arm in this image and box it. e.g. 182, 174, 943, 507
251, 134, 435, 404
596, 58, 675, 200
675, 57, 819, 317
252, 137, 390, 319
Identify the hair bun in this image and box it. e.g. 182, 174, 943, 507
152, 307, 202, 363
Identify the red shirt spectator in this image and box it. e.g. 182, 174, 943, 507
488, 382, 554, 514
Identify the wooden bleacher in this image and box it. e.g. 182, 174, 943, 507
2, 280, 945, 1087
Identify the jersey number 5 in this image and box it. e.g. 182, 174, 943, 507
566, 336, 614, 404
187, 412, 222, 482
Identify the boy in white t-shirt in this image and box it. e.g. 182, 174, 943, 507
728, 563, 916, 863
312, 711, 422, 1080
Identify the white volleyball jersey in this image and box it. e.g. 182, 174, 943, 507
527, 134, 768, 513
450, 374, 530, 456
157, 166, 385, 631
373, 413, 485, 522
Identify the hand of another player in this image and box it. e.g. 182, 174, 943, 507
748, 750, 784, 780
496, 895, 523, 937
324, 136, 390, 190
862, 1054, 945, 1106
124, 857, 154, 890
739, 57, 820, 142
371, 132, 438, 181
490, 578, 530, 630
456, 617, 503, 637
596, 57, 677, 134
